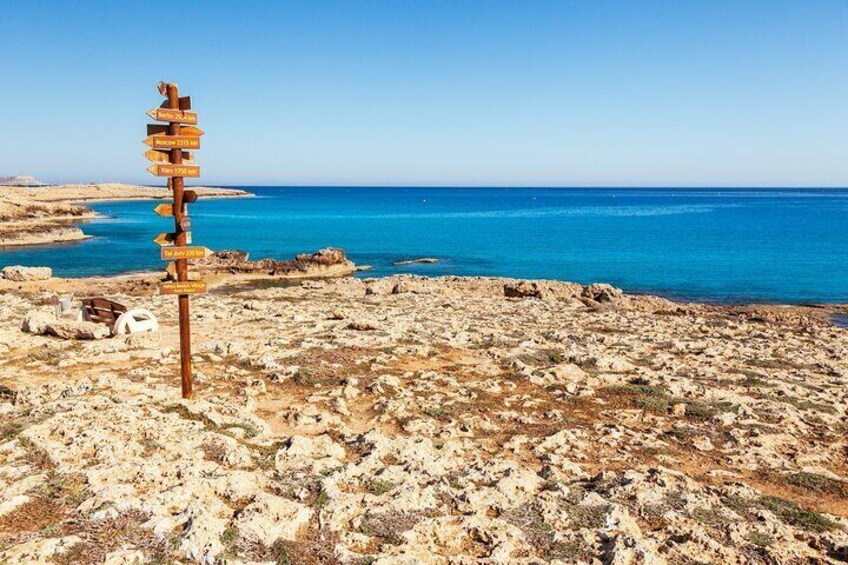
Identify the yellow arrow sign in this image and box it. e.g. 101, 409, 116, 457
147, 164, 200, 177
147, 124, 203, 137
154, 203, 174, 217
160, 281, 206, 296
179, 126, 204, 137
145, 149, 193, 164
144, 135, 200, 149
147, 107, 198, 124
161, 246, 213, 261
154, 232, 192, 246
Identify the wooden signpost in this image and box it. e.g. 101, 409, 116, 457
146, 81, 212, 399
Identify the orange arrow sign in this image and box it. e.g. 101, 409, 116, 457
144, 135, 201, 149
145, 149, 194, 164
147, 124, 202, 136
179, 126, 204, 137
147, 124, 169, 136
154, 232, 192, 246
154, 203, 175, 217
158, 95, 191, 110
161, 246, 213, 261
147, 164, 200, 177
160, 281, 206, 295
147, 107, 198, 124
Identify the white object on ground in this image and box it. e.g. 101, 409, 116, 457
113, 309, 159, 336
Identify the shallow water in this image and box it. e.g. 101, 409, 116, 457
2, 187, 847, 304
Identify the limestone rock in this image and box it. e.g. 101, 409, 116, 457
21, 311, 54, 334
504, 280, 543, 299
276, 434, 346, 474
394, 257, 439, 265
3, 265, 52, 281
46, 320, 110, 340
582, 283, 623, 302
22, 313, 110, 340
235, 493, 313, 543
348, 319, 379, 331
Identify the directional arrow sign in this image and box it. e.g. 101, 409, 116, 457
179, 126, 204, 137
160, 281, 206, 295
149, 124, 203, 137
161, 246, 213, 261
158, 95, 191, 110
154, 232, 192, 246
147, 164, 200, 177
147, 107, 198, 124
154, 203, 175, 217
183, 190, 199, 203
144, 135, 201, 149
147, 124, 169, 136
145, 149, 194, 164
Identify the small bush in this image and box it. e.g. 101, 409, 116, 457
366, 478, 396, 496
682, 400, 735, 421
635, 394, 669, 413
567, 504, 611, 529
747, 532, 774, 547
760, 496, 838, 532
785, 472, 848, 497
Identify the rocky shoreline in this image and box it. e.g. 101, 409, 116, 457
0, 269, 846, 564
0, 183, 250, 248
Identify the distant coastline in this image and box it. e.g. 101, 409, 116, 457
0, 183, 251, 248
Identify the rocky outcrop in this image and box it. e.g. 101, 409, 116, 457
504, 280, 544, 298
188, 247, 357, 280
503, 279, 624, 304
22, 313, 109, 340
0, 175, 43, 186
2, 266, 52, 281
394, 257, 439, 266
582, 282, 624, 303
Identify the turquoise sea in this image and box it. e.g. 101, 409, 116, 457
2, 187, 846, 304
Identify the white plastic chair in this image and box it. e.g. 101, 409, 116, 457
113, 309, 159, 336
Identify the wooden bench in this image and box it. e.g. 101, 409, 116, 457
80, 298, 127, 326
80, 298, 158, 336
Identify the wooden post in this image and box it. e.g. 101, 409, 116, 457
165, 83, 193, 399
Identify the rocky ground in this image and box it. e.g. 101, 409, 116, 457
0, 184, 249, 247
0, 274, 847, 564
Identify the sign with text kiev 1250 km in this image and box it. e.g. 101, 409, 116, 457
145, 81, 211, 399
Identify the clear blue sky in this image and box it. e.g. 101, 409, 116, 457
2, 1, 846, 186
